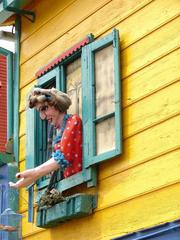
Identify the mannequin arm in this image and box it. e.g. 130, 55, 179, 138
9, 158, 60, 189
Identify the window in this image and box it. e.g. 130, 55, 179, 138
26, 29, 122, 193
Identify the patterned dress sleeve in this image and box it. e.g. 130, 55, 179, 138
54, 114, 82, 178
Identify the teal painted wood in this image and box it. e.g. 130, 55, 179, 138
38, 67, 60, 87
35, 65, 61, 186
13, 17, 21, 163
26, 108, 37, 169
60, 65, 66, 92
81, 45, 91, 171
81, 46, 98, 186
36, 193, 96, 228
81, 47, 88, 144
0, 47, 13, 140
113, 29, 122, 158
0, 0, 35, 24
89, 43, 96, 162
37, 167, 96, 193
35, 118, 46, 182
56, 167, 96, 192
42, 120, 47, 166
36, 68, 59, 165
86, 166, 97, 187
28, 185, 34, 222
26, 109, 37, 222
83, 29, 122, 168
35, 115, 42, 176
3, 0, 32, 9
0, 0, 13, 24
93, 112, 115, 123
90, 29, 117, 51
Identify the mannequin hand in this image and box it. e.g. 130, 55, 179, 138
9, 159, 59, 189
9, 168, 38, 189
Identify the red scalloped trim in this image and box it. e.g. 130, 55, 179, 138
35, 37, 90, 78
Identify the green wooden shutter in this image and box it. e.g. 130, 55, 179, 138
26, 108, 37, 169
36, 68, 59, 188
83, 29, 122, 168
82, 45, 91, 169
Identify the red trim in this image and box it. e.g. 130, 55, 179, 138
36, 36, 91, 78
0, 55, 7, 152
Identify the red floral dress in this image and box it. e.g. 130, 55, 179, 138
53, 114, 82, 178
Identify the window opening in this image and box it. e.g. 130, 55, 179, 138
36, 80, 57, 184
66, 57, 82, 117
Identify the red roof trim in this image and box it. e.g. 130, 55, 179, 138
36, 36, 91, 78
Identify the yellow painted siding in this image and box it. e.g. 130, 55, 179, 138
18, 0, 180, 239
22, 183, 180, 240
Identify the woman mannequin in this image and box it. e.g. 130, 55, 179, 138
9, 88, 82, 188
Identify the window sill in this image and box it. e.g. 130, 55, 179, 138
37, 167, 97, 198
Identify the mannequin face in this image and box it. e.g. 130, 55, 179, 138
36, 103, 64, 129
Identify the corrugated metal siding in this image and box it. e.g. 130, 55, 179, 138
35, 36, 92, 77
0, 55, 7, 152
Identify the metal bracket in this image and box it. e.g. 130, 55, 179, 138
6, 6, 35, 23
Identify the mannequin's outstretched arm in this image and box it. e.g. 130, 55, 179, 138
9, 158, 60, 189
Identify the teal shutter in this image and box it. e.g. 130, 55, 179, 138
26, 108, 37, 222
82, 45, 91, 170
26, 108, 37, 169
36, 69, 58, 188
82, 29, 122, 168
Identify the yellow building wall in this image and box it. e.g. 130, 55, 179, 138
18, 0, 180, 239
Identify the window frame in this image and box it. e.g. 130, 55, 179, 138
26, 29, 121, 194
35, 58, 97, 192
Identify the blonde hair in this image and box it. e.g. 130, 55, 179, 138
27, 87, 72, 112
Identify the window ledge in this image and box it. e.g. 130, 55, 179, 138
36, 193, 97, 228
37, 167, 97, 196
